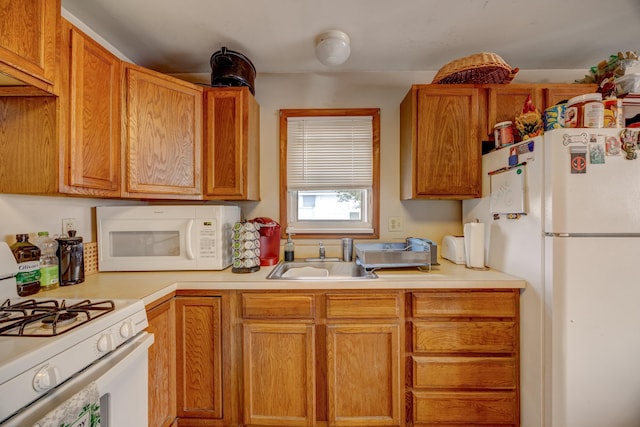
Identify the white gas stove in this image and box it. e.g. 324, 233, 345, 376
0, 242, 150, 426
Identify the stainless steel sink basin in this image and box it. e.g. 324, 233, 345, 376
266, 261, 377, 280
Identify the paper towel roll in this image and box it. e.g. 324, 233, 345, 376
463, 222, 485, 268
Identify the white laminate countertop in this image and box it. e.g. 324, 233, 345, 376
41, 259, 526, 307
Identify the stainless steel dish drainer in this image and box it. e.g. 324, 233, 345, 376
354, 239, 434, 270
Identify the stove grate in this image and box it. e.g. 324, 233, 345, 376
0, 299, 115, 337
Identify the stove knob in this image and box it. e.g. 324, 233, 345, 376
97, 333, 115, 353
120, 320, 135, 339
33, 365, 59, 392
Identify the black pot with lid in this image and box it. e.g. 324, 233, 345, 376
55, 230, 85, 286
210, 46, 256, 95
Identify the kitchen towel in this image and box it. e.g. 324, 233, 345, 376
463, 221, 485, 269
33, 382, 100, 427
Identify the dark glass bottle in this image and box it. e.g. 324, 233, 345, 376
10, 234, 41, 296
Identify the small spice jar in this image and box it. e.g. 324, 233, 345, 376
494, 121, 514, 148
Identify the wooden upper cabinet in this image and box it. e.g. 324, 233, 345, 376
122, 63, 203, 198
483, 84, 544, 138
0, 0, 59, 94
58, 19, 121, 197
203, 87, 260, 200
0, 19, 121, 197
400, 84, 481, 199
544, 83, 598, 108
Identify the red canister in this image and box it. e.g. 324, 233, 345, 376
494, 121, 514, 148
251, 217, 281, 266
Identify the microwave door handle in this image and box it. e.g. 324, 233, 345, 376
185, 220, 196, 260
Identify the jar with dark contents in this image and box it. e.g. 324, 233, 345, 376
10, 234, 41, 296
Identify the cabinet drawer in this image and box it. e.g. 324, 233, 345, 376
413, 321, 516, 353
412, 291, 516, 318
326, 293, 400, 319
412, 356, 516, 389
242, 293, 315, 319
412, 391, 518, 424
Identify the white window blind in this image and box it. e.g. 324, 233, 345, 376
287, 116, 373, 190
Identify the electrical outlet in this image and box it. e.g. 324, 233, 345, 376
62, 218, 77, 235
388, 216, 403, 232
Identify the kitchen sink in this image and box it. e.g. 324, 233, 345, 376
266, 261, 377, 280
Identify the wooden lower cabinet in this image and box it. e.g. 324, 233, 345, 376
146, 296, 177, 427
243, 322, 316, 426
325, 293, 403, 427
407, 290, 520, 426
241, 291, 404, 427
175, 296, 225, 423
146, 288, 519, 427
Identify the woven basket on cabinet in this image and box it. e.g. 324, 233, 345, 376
432, 52, 519, 84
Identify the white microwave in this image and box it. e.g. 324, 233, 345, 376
96, 205, 241, 271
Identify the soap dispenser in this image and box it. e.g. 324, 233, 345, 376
284, 234, 295, 261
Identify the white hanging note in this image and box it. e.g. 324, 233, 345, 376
490, 165, 526, 215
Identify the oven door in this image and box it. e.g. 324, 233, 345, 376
1, 332, 153, 427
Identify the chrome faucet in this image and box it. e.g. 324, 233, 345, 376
319, 242, 325, 259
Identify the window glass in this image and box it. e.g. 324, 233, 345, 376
279, 109, 380, 237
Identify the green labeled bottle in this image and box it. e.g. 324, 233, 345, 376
35, 231, 59, 291
10, 234, 41, 296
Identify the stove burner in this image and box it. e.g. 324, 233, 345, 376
41, 312, 78, 329
0, 298, 115, 337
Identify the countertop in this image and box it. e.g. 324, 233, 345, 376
42, 259, 526, 307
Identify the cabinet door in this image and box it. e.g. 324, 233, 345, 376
401, 85, 481, 199
147, 298, 177, 427
204, 87, 260, 200
484, 84, 544, 138
243, 322, 316, 426
123, 64, 202, 198
0, 0, 58, 93
176, 297, 223, 420
326, 323, 402, 427
59, 20, 121, 197
544, 83, 598, 108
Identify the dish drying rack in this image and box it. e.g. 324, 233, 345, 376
355, 240, 433, 270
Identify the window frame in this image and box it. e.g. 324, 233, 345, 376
279, 108, 380, 239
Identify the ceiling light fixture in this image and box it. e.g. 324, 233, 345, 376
315, 30, 351, 66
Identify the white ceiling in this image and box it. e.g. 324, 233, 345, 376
61, 0, 640, 77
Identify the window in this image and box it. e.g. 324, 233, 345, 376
279, 108, 380, 238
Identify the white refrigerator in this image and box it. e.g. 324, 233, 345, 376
463, 128, 640, 427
